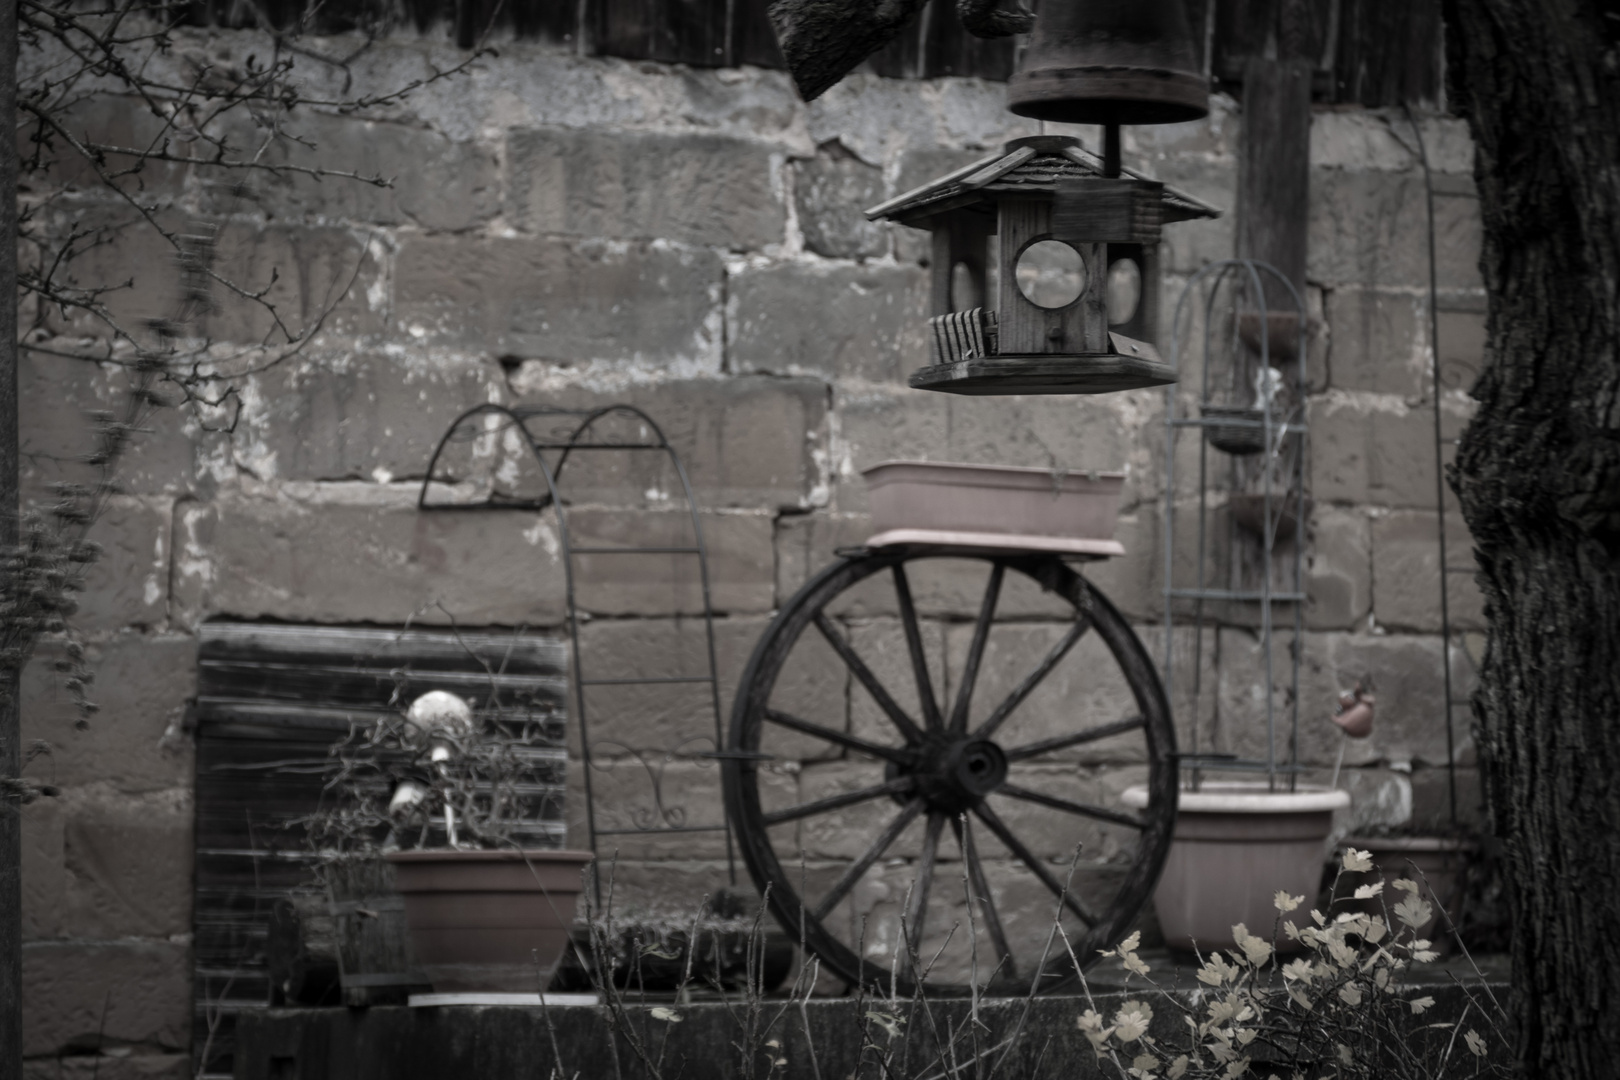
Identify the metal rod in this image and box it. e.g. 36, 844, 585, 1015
1406, 104, 1459, 827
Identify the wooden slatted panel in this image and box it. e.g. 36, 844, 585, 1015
190, 623, 568, 1079
1330, 0, 1442, 106
170, 0, 1442, 101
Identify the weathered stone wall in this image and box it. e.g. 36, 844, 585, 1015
16, 25, 1485, 1072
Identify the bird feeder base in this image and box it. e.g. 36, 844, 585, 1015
907, 351, 1178, 396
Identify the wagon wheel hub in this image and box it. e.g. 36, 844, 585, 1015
891, 737, 1008, 814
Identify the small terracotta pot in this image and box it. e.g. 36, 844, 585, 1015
385, 848, 595, 992
1124, 782, 1349, 955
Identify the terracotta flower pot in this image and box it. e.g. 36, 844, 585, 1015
1124, 782, 1349, 955
861, 460, 1125, 556
385, 849, 595, 992
1338, 835, 1473, 946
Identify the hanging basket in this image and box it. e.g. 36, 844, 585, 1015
1201, 405, 1269, 456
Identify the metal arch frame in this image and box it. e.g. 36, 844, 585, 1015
419, 402, 736, 900
1162, 259, 1310, 791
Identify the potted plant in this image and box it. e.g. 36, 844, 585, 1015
321, 689, 594, 993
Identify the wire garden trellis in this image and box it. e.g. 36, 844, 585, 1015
1162, 260, 1311, 791
419, 403, 745, 900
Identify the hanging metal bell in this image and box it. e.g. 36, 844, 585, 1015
1008, 0, 1209, 126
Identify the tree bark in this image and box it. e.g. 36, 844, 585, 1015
1444, 2, 1620, 1076
1, 0, 22, 1069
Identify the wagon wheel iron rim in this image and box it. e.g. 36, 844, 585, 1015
722, 548, 1178, 997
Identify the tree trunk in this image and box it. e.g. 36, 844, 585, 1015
1443, 2, 1620, 1076
1, 0, 22, 1069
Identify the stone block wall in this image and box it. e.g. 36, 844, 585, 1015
17, 25, 1486, 1071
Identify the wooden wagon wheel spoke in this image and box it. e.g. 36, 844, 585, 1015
763, 777, 916, 826
949, 562, 1005, 736
764, 708, 912, 765
953, 814, 1017, 979
972, 615, 1092, 741
1003, 714, 1146, 762
892, 563, 944, 732
812, 798, 926, 921
972, 800, 1100, 927
813, 612, 926, 745
995, 783, 1146, 830
903, 812, 946, 975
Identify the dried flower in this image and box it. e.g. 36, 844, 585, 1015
1465, 1029, 1488, 1056
1273, 891, 1303, 913
1353, 881, 1384, 900
1409, 995, 1435, 1014
1115, 1002, 1154, 1042
1342, 848, 1374, 873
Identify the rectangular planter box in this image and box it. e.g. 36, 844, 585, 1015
862, 460, 1125, 556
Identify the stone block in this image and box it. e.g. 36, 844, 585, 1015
22, 941, 191, 1055
206, 112, 498, 231
395, 235, 723, 369
1436, 307, 1487, 391
22, 796, 65, 941
581, 859, 748, 924
1308, 112, 1419, 172
1305, 506, 1372, 630
60, 787, 194, 939
793, 142, 888, 259
506, 128, 783, 249
71, 497, 172, 630
774, 512, 873, 606
19, 94, 192, 200
208, 222, 386, 344
573, 614, 845, 764
1215, 630, 1468, 769
1308, 171, 1483, 292
500, 375, 830, 511
1326, 287, 1429, 397
942, 622, 1148, 766
727, 261, 928, 384
565, 509, 776, 616
171, 495, 568, 627
846, 616, 948, 749
229, 353, 506, 483
830, 391, 950, 510
1148, 156, 1238, 276
1371, 510, 1484, 632
18, 351, 196, 500
892, 147, 994, 199
1309, 395, 1472, 510
581, 758, 796, 861
22, 635, 198, 793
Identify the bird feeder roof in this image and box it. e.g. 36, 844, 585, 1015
865, 134, 1221, 227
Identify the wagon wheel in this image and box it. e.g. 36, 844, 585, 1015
722, 547, 1177, 996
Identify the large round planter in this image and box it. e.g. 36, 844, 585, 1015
1338, 835, 1474, 946
1123, 783, 1349, 955
385, 849, 595, 992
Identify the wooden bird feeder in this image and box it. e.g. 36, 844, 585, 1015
865, 134, 1220, 395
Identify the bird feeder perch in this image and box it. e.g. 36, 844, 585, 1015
866, 135, 1220, 396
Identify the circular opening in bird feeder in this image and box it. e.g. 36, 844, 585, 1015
1015, 239, 1087, 309
1106, 257, 1142, 325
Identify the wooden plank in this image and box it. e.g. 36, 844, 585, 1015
511, 0, 582, 43
652, 0, 729, 64
1237, 56, 1311, 300
1332, 0, 1441, 106
593, 0, 654, 59
1052, 179, 1164, 245
732, 0, 787, 67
